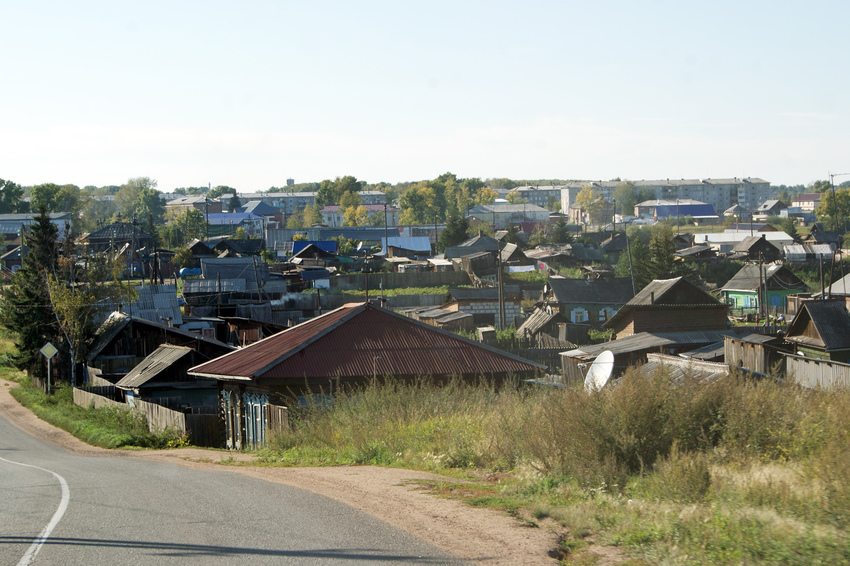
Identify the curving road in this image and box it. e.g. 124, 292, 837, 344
0, 412, 467, 566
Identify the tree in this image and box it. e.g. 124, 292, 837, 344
115, 177, 163, 224
575, 186, 604, 227
550, 219, 574, 244
208, 185, 236, 199
815, 188, 850, 232
613, 180, 639, 215
233, 226, 249, 239
506, 190, 526, 204
810, 180, 832, 193
172, 246, 195, 270
315, 176, 365, 207
437, 212, 470, 252
344, 205, 370, 227
227, 194, 241, 212
0, 207, 60, 374
0, 178, 25, 213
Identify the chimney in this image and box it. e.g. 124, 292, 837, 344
558, 323, 567, 343
650, 292, 655, 304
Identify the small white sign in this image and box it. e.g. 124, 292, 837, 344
40, 342, 58, 360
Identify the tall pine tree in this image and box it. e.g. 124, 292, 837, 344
0, 207, 60, 374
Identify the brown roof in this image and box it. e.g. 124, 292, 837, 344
188, 302, 544, 381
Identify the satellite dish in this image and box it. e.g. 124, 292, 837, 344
356, 242, 363, 251
584, 350, 614, 393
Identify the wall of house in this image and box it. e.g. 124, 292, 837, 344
629, 308, 728, 336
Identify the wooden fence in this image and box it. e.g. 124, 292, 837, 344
787, 354, 850, 390
73, 387, 223, 447
266, 403, 289, 433
73, 386, 124, 409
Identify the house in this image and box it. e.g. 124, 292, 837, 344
784, 300, 850, 362
187, 301, 545, 448
730, 234, 783, 262
80, 222, 153, 253
0, 212, 72, 242
380, 236, 432, 258
804, 224, 841, 249
165, 195, 222, 214
542, 277, 635, 328
237, 200, 283, 230
205, 213, 265, 238
444, 233, 500, 261
467, 203, 550, 229
115, 344, 218, 408
753, 199, 786, 219
0, 245, 26, 273
674, 243, 716, 262
721, 264, 808, 315
516, 307, 575, 348
604, 277, 728, 339
791, 193, 822, 213
86, 312, 235, 384
561, 327, 758, 384
443, 287, 522, 329
694, 231, 795, 254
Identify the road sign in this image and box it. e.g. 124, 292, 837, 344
40, 342, 58, 360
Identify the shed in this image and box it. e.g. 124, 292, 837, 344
115, 344, 218, 407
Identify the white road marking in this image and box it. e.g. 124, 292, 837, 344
0, 456, 70, 566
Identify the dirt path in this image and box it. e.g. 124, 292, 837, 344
0, 380, 562, 565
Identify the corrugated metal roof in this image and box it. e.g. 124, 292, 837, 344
189, 302, 545, 381
126, 284, 183, 325
638, 353, 729, 383
183, 278, 247, 294
562, 328, 757, 361
115, 345, 195, 389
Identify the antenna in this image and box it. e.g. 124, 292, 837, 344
584, 350, 614, 393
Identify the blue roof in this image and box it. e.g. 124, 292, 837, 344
655, 204, 717, 218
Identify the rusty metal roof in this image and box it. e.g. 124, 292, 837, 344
189, 302, 544, 381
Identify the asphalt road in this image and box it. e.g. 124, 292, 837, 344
0, 413, 467, 565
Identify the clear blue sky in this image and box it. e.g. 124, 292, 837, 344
2, 1, 848, 191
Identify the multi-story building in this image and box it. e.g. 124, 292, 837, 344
238, 190, 390, 216
560, 178, 770, 218
508, 186, 563, 210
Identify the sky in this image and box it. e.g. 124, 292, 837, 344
2, 1, 848, 192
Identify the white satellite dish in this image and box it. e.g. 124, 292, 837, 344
356, 241, 363, 251
584, 350, 614, 393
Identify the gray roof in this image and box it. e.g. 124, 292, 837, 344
547, 277, 635, 305
200, 257, 270, 283
517, 307, 568, 337
447, 288, 500, 301
638, 353, 729, 383
627, 277, 720, 307
721, 264, 806, 292
182, 278, 247, 294
125, 284, 183, 325
561, 328, 757, 362
731, 235, 780, 253
786, 300, 850, 351
115, 345, 196, 389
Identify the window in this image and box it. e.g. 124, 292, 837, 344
571, 308, 588, 323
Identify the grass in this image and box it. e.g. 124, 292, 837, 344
257, 371, 850, 565
8, 375, 184, 449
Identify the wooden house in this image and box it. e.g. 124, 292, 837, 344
604, 277, 728, 339
443, 287, 522, 329
784, 300, 850, 362
721, 264, 808, 316
86, 312, 235, 384
81, 222, 153, 253
730, 234, 782, 262
188, 302, 545, 448
115, 344, 218, 408
542, 277, 635, 328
